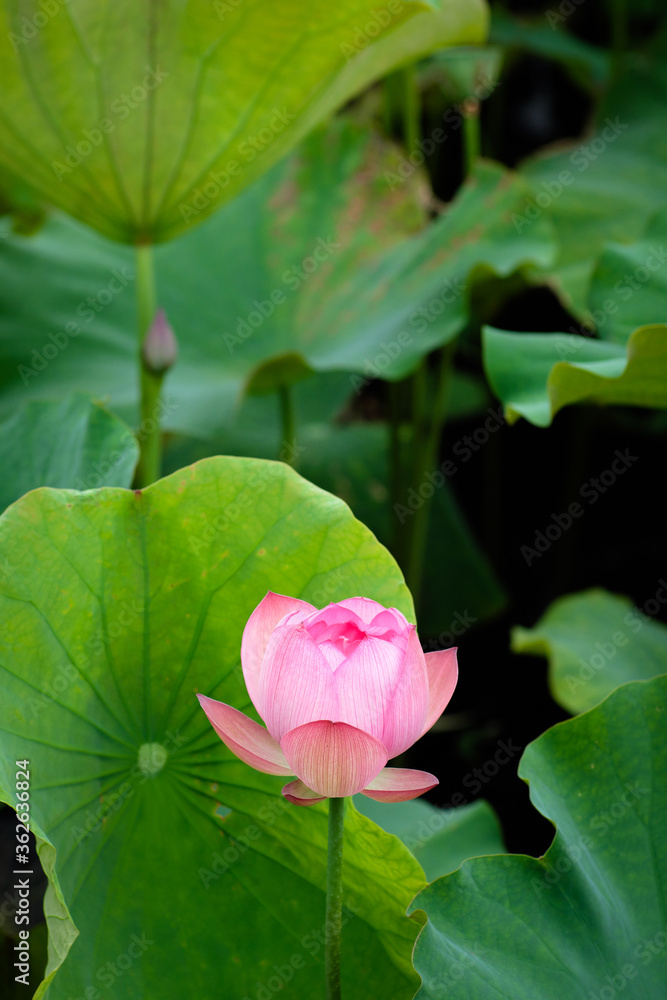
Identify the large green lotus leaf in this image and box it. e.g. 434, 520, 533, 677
512, 588, 667, 715
0, 394, 138, 511
587, 208, 667, 344
520, 58, 667, 313
482, 324, 667, 426
0, 123, 555, 437
0, 0, 487, 244
0, 212, 139, 422
0, 119, 429, 433
409, 675, 667, 1000
0, 457, 428, 1000
355, 797, 505, 880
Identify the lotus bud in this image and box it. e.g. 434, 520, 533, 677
141, 308, 178, 375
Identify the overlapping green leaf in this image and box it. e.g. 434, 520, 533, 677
588, 208, 667, 344
410, 676, 667, 999
0, 394, 138, 511
0, 0, 487, 243
355, 797, 505, 880
482, 323, 667, 426
1, 120, 429, 433
520, 57, 667, 312
0, 123, 555, 438
512, 587, 667, 714
0, 457, 431, 1000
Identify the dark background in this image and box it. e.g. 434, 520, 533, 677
410, 404, 663, 855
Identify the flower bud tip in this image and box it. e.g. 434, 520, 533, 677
142, 308, 178, 375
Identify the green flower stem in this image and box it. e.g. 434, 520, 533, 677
135, 243, 162, 488
278, 383, 297, 466
403, 359, 428, 603
401, 62, 419, 155
383, 70, 399, 136
325, 796, 345, 1000
462, 98, 481, 177
609, 0, 627, 81
384, 63, 419, 153
405, 342, 457, 609
409, 360, 428, 489
388, 380, 405, 564
138, 366, 164, 488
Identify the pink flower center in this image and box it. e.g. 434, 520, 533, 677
304, 610, 406, 671
306, 618, 365, 654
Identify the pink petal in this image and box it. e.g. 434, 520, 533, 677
307, 617, 366, 663
360, 767, 438, 802
363, 610, 409, 650
303, 603, 365, 638
369, 607, 411, 631
308, 619, 365, 645
421, 648, 459, 737
241, 592, 315, 710
281, 721, 388, 798
379, 626, 429, 759
337, 597, 391, 624
281, 779, 327, 806
259, 623, 337, 741
332, 634, 407, 741
317, 641, 349, 671
196, 694, 293, 776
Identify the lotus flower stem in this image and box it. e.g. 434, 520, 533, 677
383, 63, 419, 155
325, 796, 345, 1000
135, 243, 161, 487
406, 342, 456, 609
462, 98, 481, 177
410, 360, 428, 488
401, 63, 419, 156
609, 0, 627, 80
278, 383, 297, 466
388, 380, 406, 563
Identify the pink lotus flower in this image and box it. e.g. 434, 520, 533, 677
197, 593, 458, 806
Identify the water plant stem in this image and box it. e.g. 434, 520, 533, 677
609, 0, 627, 81
401, 62, 419, 154
462, 98, 481, 177
135, 243, 161, 488
388, 380, 405, 563
278, 383, 297, 466
405, 342, 457, 609
384, 64, 419, 152
325, 796, 345, 1000
410, 360, 428, 488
